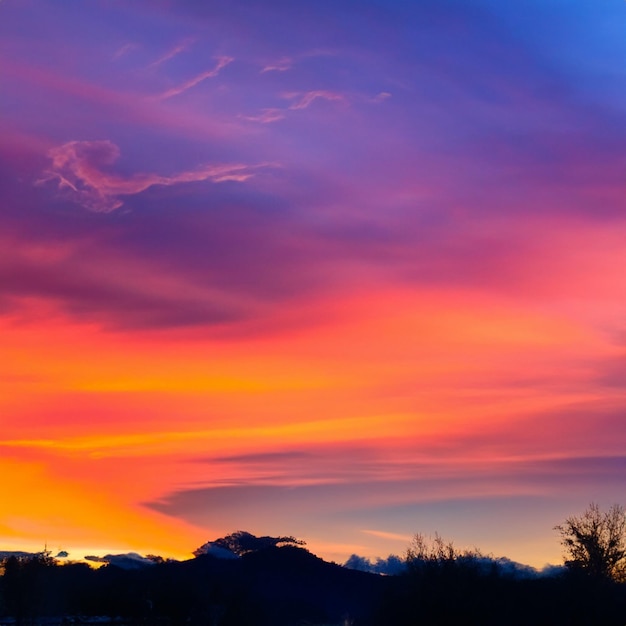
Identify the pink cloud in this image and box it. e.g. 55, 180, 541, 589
285, 90, 347, 110
361, 529, 412, 542
157, 56, 234, 100
260, 49, 337, 74
371, 91, 392, 103
243, 108, 286, 124
148, 38, 195, 69
37, 140, 267, 212
2, 58, 235, 143
261, 57, 293, 73
112, 43, 140, 60
0, 125, 54, 160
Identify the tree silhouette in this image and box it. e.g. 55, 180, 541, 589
1, 550, 59, 623
555, 502, 626, 581
405, 532, 485, 570
194, 531, 306, 557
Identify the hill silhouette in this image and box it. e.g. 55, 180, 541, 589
1, 532, 625, 625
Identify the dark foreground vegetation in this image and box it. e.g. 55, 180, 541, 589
0, 545, 625, 626
1, 504, 625, 626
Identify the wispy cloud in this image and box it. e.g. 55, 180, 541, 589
157, 56, 233, 100
261, 57, 293, 73
37, 140, 266, 212
242, 108, 286, 124
371, 91, 392, 103
362, 529, 412, 542
260, 49, 337, 73
285, 90, 346, 110
112, 42, 140, 60
148, 38, 195, 69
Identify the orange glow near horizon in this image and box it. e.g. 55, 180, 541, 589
2, 279, 624, 566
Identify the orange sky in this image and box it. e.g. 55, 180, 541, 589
3, 268, 625, 566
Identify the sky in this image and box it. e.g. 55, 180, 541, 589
1, 0, 625, 569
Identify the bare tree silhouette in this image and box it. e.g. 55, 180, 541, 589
555, 502, 626, 581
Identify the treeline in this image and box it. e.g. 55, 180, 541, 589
0, 543, 625, 625
382, 550, 626, 626
0, 503, 625, 625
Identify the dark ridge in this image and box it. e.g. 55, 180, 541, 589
0, 538, 625, 625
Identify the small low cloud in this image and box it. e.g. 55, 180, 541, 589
539, 563, 566, 577
193, 543, 240, 560
344, 553, 564, 579
469, 556, 558, 579
84, 553, 157, 569
37, 140, 267, 212
344, 554, 407, 576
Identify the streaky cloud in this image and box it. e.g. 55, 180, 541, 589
243, 108, 286, 124
362, 529, 412, 542
148, 37, 195, 69
112, 42, 140, 61
157, 55, 233, 100
206, 450, 312, 464
260, 49, 337, 74
286, 90, 346, 110
261, 57, 293, 73
37, 140, 268, 212
371, 91, 391, 103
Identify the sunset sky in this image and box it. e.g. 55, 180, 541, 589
1, 0, 625, 569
